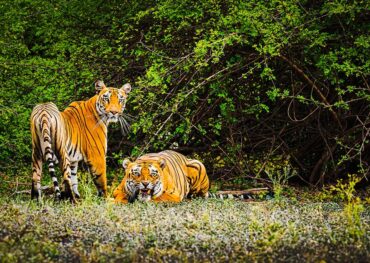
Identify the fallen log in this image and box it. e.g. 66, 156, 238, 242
208, 187, 272, 201
215, 187, 270, 196
14, 186, 54, 195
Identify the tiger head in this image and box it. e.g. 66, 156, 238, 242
122, 158, 166, 202
95, 80, 131, 124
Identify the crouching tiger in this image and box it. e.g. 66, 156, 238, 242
113, 150, 209, 203
30, 80, 131, 202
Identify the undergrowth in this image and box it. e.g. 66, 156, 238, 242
0, 172, 369, 262
0, 178, 369, 262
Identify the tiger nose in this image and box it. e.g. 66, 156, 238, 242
142, 182, 149, 188
110, 110, 119, 115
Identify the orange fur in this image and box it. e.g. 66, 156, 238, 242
30, 80, 131, 201
113, 150, 209, 203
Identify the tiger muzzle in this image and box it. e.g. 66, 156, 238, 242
138, 182, 153, 202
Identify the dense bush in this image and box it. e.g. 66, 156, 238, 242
0, 0, 369, 185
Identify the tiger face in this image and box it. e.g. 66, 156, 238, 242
122, 159, 166, 202
95, 80, 131, 123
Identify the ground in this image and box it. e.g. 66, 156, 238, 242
0, 194, 369, 262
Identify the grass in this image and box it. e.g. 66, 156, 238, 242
1, 172, 369, 262
1, 191, 369, 262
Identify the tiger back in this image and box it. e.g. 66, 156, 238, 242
30, 80, 131, 201
113, 150, 209, 203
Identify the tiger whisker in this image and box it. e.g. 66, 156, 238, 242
122, 112, 137, 121
119, 116, 131, 136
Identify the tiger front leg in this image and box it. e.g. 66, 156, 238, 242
153, 191, 182, 203
113, 185, 130, 204
113, 179, 127, 201
89, 159, 107, 198
70, 162, 80, 198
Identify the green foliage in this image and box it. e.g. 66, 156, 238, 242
0, 0, 369, 186
329, 174, 365, 239
265, 164, 297, 200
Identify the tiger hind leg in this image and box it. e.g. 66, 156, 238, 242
61, 180, 75, 202
57, 146, 76, 203
186, 160, 210, 197
31, 152, 42, 201
60, 176, 76, 203
70, 162, 80, 198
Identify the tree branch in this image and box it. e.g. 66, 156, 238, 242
278, 54, 343, 130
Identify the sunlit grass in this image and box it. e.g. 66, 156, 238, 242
1, 173, 369, 262
1, 187, 369, 262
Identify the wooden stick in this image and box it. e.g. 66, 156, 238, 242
216, 187, 270, 195
278, 54, 343, 130
14, 186, 54, 195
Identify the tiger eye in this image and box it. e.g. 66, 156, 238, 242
131, 166, 141, 176
118, 95, 125, 103
102, 95, 109, 102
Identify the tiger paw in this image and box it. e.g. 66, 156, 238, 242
54, 191, 62, 202
60, 181, 77, 203
97, 189, 107, 198
73, 190, 81, 199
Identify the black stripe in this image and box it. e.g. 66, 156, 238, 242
78, 104, 105, 156
165, 153, 188, 198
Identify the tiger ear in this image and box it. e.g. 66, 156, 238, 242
122, 159, 131, 169
159, 159, 166, 169
120, 83, 131, 94
95, 80, 106, 93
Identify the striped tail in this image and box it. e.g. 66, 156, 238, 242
40, 115, 61, 199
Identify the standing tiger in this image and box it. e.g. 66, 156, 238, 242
30, 80, 131, 201
113, 150, 209, 203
